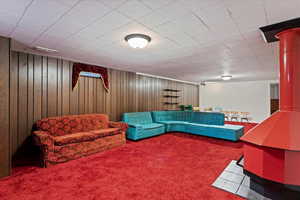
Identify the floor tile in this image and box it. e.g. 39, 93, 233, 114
219, 171, 244, 184
236, 185, 251, 198
212, 160, 272, 200
248, 190, 272, 200
241, 175, 250, 187
224, 160, 244, 175
212, 177, 240, 194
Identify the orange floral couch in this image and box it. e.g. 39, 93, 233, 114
33, 114, 128, 167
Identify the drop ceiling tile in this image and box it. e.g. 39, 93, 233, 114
0, 0, 33, 13
179, 0, 224, 11
52, 0, 80, 7
44, 0, 110, 39
193, 4, 232, 26
264, 0, 300, 24
57, 0, 110, 26
76, 11, 131, 40
226, 2, 267, 32
139, 0, 174, 10
44, 21, 86, 39
34, 34, 64, 49
137, 11, 171, 28
152, 20, 199, 45
14, 0, 76, 43
11, 27, 41, 44
157, 1, 190, 21
0, 22, 14, 37
171, 13, 208, 34
0, 11, 20, 35
189, 30, 217, 45
97, 0, 128, 9
117, 0, 153, 19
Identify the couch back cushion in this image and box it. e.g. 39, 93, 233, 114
152, 111, 193, 122
122, 112, 153, 124
36, 114, 109, 136
190, 112, 224, 125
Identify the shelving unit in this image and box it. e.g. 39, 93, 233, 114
163, 89, 181, 110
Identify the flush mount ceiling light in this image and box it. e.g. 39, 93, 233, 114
221, 75, 232, 81
125, 33, 151, 48
34, 46, 58, 53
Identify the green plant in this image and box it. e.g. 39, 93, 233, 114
179, 105, 185, 111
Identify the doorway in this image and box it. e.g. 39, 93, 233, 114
270, 83, 279, 114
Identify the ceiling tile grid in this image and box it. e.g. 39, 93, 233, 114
1, 0, 297, 82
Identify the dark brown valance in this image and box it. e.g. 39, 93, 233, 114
72, 63, 109, 92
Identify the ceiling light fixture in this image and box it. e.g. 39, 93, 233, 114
221, 75, 232, 81
125, 33, 151, 48
34, 46, 58, 53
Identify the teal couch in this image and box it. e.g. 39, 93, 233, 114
122, 112, 165, 140
123, 111, 244, 141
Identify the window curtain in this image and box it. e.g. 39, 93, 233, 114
72, 63, 109, 92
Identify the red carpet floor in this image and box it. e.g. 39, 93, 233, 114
0, 123, 257, 200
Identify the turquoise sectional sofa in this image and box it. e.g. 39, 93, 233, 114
122, 111, 244, 141
122, 112, 165, 140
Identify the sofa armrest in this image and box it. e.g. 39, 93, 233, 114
127, 123, 143, 128
109, 121, 129, 132
32, 131, 54, 150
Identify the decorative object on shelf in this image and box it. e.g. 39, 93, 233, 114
185, 105, 193, 111
204, 107, 213, 112
125, 33, 151, 48
193, 107, 200, 111
72, 63, 109, 92
179, 105, 185, 111
179, 104, 193, 111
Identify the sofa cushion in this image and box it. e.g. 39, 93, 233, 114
54, 128, 119, 145
184, 122, 244, 141
36, 114, 110, 136
140, 123, 164, 130
127, 123, 143, 128
152, 111, 193, 122
190, 112, 224, 125
157, 120, 188, 125
122, 112, 153, 124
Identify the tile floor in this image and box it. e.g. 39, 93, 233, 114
212, 160, 271, 200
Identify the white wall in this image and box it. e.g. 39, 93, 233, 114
200, 81, 275, 123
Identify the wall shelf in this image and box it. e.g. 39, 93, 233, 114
163, 89, 181, 92
164, 102, 179, 105
163, 95, 180, 98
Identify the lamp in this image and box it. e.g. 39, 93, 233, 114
221, 75, 232, 81
125, 34, 151, 48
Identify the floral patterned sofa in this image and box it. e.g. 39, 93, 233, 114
33, 114, 128, 167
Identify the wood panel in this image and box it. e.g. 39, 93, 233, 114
271, 99, 279, 114
9, 51, 199, 157
0, 37, 10, 177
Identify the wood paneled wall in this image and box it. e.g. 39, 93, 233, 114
0, 37, 11, 178
9, 51, 199, 156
